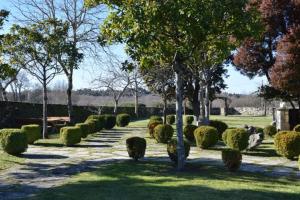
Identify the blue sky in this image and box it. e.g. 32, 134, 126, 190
0, 0, 267, 94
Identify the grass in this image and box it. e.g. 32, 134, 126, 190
0, 152, 25, 171
129, 115, 272, 128
31, 161, 300, 200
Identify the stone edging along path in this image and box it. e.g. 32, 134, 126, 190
0, 127, 299, 199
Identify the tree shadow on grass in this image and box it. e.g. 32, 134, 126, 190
243, 148, 280, 157
33, 142, 64, 148
73, 144, 113, 148
20, 154, 68, 159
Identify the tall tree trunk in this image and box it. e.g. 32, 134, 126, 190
42, 80, 48, 139
204, 84, 210, 124
114, 100, 118, 115
192, 79, 200, 121
67, 74, 73, 124
135, 80, 139, 118
163, 98, 167, 124
199, 87, 206, 123
173, 54, 185, 171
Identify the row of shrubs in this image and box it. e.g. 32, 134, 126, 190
0, 113, 131, 155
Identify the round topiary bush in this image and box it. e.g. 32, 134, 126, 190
166, 115, 175, 125
274, 131, 300, 160
21, 124, 41, 144
126, 137, 146, 161
293, 124, 300, 132
150, 115, 163, 123
153, 124, 174, 143
104, 114, 116, 130
147, 119, 163, 138
116, 113, 131, 127
60, 126, 81, 146
85, 119, 97, 133
255, 127, 264, 134
184, 115, 194, 125
167, 139, 190, 164
223, 128, 249, 151
0, 129, 28, 155
183, 125, 198, 142
75, 123, 90, 138
263, 125, 277, 137
194, 126, 218, 149
86, 115, 105, 131
209, 120, 228, 140
222, 149, 242, 172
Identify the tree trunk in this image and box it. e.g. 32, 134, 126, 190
192, 79, 200, 121
163, 98, 167, 125
204, 84, 210, 124
0, 84, 8, 101
199, 87, 206, 123
173, 54, 185, 171
67, 74, 73, 124
114, 100, 118, 114
42, 80, 48, 139
135, 80, 139, 118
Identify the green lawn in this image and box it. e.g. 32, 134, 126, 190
32, 161, 300, 200
0, 152, 24, 171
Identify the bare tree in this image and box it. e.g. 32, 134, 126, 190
11, 0, 105, 123
9, 71, 30, 101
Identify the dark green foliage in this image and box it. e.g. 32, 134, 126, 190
147, 119, 163, 138
21, 124, 41, 144
222, 149, 242, 172
150, 115, 163, 123
166, 115, 175, 125
293, 124, 300, 132
0, 129, 27, 155
263, 125, 277, 137
116, 114, 131, 127
75, 123, 90, 138
85, 119, 97, 133
153, 124, 174, 143
167, 139, 190, 164
194, 126, 218, 149
209, 120, 228, 140
255, 127, 264, 133
274, 131, 300, 160
60, 126, 81, 146
184, 115, 194, 125
104, 114, 116, 130
298, 156, 300, 170
126, 137, 146, 161
223, 128, 249, 151
87, 115, 105, 131
183, 125, 198, 142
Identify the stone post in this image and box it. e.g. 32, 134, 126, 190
276, 102, 290, 131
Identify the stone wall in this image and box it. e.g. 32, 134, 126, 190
226, 107, 273, 116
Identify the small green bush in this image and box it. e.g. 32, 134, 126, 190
298, 156, 300, 170
166, 115, 175, 125
150, 115, 163, 123
209, 120, 228, 140
183, 125, 198, 142
274, 131, 300, 160
194, 126, 218, 149
85, 119, 97, 133
126, 137, 146, 161
154, 124, 174, 143
104, 114, 116, 129
0, 129, 27, 155
255, 127, 264, 134
167, 139, 190, 164
147, 119, 163, 138
87, 115, 105, 131
116, 113, 131, 127
263, 125, 277, 137
21, 124, 41, 144
223, 128, 249, 151
293, 124, 300, 132
222, 149, 242, 172
60, 126, 81, 146
184, 115, 194, 125
75, 123, 90, 138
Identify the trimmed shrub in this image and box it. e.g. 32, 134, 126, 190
153, 124, 174, 143
147, 119, 163, 138
0, 129, 27, 155
167, 139, 190, 164
293, 124, 300, 132
183, 125, 198, 142
222, 149, 242, 172
166, 115, 175, 125
104, 114, 116, 130
263, 125, 277, 137
86, 115, 105, 131
184, 115, 194, 125
21, 124, 41, 144
150, 115, 163, 123
274, 131, 300, 159
209, 120, 228, 140
60, 126, 81, 146
223, 128, 249, 151
85, 119, 97, 133
255, 127, 264, 134
126, 137, 146, 161
298, 156, 300, 170
75, 123, 90, 138
116, 113, 131, 127
194, 126, 218, 149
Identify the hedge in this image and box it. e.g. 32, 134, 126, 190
60, 126, 82, 146
104, 114, 116, 129
184, 115, 194, 125
263, 125, 277, 137
126, 137, 146, 161
86, 115, 105, 131
150, 115, 163, 123
167, 138, 190, 164
21, 124, 41, 144
153, 124, 174, 143
274, 131, 300, 160
223, 128, 249, 151
209, 120, 228, 140
194, 126, 218, 149
0, 129, 27, 155
222, 149, 242, 172
183, 125, 198, 142
166, 115, 175, 125
75, 123, 90, 138
116, 114, 131, 127
147, 119, 163, 138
